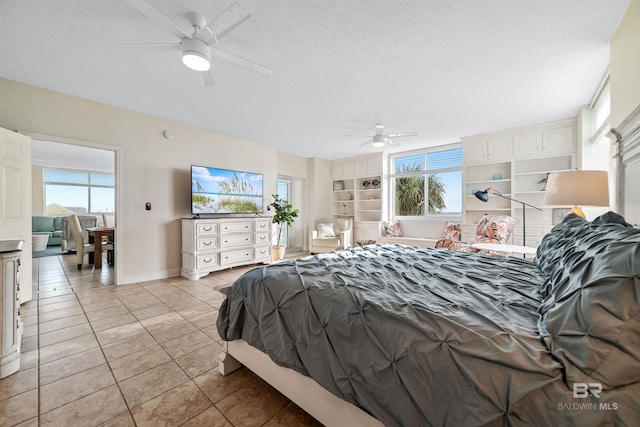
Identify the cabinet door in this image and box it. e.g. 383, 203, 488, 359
487, 137, 513, 160
463, 141, 487, 163
342, 161, 355, 178
513, 132, 542, 157
354, 159, 368, 176
331, 163, 344, 179
542, 127, 574, 154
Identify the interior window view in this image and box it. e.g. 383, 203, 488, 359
1, 1, 639, 426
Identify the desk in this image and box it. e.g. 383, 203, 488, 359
470, 243, 537, 257
86, 227, 114, 269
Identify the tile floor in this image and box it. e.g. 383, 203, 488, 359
1, 253, 321, 426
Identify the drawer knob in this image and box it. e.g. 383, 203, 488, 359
203, 258, 212, 263
204, 227, 212, 231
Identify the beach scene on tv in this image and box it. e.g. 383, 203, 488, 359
192, 166, 263, 214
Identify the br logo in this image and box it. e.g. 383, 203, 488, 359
573, 383, 603, 398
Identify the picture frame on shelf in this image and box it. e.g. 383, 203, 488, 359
333, 181, 344, 191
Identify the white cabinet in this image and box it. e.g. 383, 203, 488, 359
464, 136, 513, 164
513, 132, 542, 157
354, 157, 381, 176
181, 217, 271, 280
353, 221, 379, 244
331, 161, 355, 179
542, 127, 574, 154
513, 126, 575, 157
1, 240, 22, 379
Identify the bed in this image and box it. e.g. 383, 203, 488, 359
217, 210, 640, 426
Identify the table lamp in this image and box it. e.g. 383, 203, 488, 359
543, 169, 609, 218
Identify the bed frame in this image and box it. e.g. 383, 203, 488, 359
218, 104, 640, 427
219, 340, 383, 427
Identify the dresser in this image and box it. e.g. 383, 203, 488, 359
1, 240, 23, 379
181, 217, 272, 280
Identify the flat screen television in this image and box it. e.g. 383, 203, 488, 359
191, 165, 264, 215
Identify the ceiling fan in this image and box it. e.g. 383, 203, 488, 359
346, 124, 418, 148
124, 0, 272, 86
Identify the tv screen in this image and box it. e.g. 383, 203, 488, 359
191, 165, 264, 214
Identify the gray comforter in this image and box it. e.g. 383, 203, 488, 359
217, 213, 640, 426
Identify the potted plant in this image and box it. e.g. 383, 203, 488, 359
270, 194, 299, 261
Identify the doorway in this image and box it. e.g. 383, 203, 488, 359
276, 176, 304, 254
30, 135, 122, 286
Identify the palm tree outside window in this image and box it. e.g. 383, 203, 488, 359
391, 146, 463, 218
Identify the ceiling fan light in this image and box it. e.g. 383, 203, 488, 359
181, 38, 210, 71
372, 135, 386, 148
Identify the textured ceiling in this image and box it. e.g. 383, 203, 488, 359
0, 1, 630, 160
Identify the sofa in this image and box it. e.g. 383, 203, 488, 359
32, 216, 64, 246
61, 215, 98, 252
378, 219, 460, 248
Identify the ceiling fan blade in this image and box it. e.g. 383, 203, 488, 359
344, 134, 373, 137
201, 70, 215, 87
212, 49, 272, 76
388, 139, 401, 146
117, 42, 178, 49
203, 3, 251, 43
359, 139, 374, 147
125, 0, 190, 39
386, 132, 417, 138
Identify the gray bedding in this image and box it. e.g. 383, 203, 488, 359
217, 212, 640, 426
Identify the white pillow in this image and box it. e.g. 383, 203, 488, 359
316, 223, 336, 237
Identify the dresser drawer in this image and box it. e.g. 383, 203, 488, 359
255, 233, 270, 245
220, 221, 253, 234
196, 253, 219, 269
196, 237, 218, 251
221, 249, 254, 265
255, 245, 271, 260
196, 222, 218, 236
220, 234, 254, 248
255, 220, 270, 232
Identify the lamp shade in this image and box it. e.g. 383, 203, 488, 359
544, 170, 609, 207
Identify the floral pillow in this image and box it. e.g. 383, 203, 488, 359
475, 215, 515, 243
382, 220, 402, 237
441, 221, 461, 241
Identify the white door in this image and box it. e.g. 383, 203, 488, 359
0, 127, 32, 302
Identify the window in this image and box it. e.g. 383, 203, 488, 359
44, 169, 115, 215
390, 146, 463, 218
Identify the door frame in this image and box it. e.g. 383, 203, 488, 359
26, 132, 123, 286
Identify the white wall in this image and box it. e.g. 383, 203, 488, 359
610, 0, 640, 127
0, 77, 293, 285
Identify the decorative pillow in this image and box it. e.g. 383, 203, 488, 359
316, 223, 335, 238
537, 212, 640, 389
476, 215, 515, 243
332, 218, 350, 233
382, 220, 402, 237
441, 221, 461, 241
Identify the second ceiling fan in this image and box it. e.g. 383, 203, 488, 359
348, 124, 417, 148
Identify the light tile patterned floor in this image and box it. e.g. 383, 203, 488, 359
0, 253, 321, 426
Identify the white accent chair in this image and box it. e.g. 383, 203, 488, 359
69, 214, 113, 270
309, 217, 353, 254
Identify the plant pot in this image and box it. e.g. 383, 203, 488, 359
273, 245, 286, 261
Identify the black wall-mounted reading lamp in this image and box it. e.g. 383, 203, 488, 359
474, 188, 542, 247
